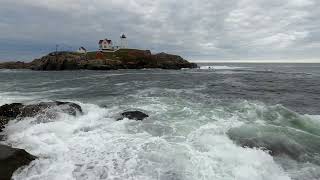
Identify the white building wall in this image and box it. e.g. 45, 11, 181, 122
100, 40, 113, 50
120, 38, 128, 49
77, 49, 86, 53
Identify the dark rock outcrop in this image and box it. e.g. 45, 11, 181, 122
151, 52, 198, 69
0, 61, 32, 69
0, 103, 24, 119
117, 111, 149, 121
0, 103, 24, 131
0, 49, 197, 71
19, 101, 82, 117
31, 52, 84, 71
0, 144, 36, 180
0, 101, 82, 131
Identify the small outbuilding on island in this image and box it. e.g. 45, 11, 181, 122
77, 47, 87, 54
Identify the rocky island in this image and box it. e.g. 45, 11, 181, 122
0, 49, 197, 70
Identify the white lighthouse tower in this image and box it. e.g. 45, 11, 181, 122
120, 33, 128, 49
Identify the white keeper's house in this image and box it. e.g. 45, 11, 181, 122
98, 39, 113, 51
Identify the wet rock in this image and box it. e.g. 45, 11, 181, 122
0, 101, 82, 131
0, 144, 36, 180
0, 103, 24, 132
55, 101, 83, 116
0, 103, 24, 118
117, 111, 149, 121
19, 101, 82, 118
0, 116, 12, 132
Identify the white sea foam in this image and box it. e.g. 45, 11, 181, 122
199, 65, 248, 70
2, 99, 293, 180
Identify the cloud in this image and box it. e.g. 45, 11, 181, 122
0, 0, 319, 61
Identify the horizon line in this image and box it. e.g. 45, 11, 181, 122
190, 59, 320, 63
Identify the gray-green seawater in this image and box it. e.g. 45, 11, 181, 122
0, 64, 320, 180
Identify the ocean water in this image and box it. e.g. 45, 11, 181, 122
0, 63, 320, 180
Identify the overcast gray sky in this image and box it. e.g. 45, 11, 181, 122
0, 0, 320, 62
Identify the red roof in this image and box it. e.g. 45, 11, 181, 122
99, 39, 112, 44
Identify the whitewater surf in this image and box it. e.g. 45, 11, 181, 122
1, 63, 320, 180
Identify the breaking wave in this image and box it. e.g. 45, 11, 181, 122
1, 95, 319, 180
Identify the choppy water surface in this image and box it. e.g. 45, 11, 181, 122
0, 63, 320, 180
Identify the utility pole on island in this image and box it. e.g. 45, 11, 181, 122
55, 44, 59, 61
55, 44, 59, 54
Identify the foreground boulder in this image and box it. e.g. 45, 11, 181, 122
0, 103, 24, 131
117, 111, 149, 121
0, 103, 24, 119
0, 101, 82, 131
19, 101, 82, 117
0, 144, 36, 180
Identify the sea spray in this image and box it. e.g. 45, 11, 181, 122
1, 101, 293, 180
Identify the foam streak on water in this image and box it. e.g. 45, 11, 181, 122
199, 65, 248, 70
